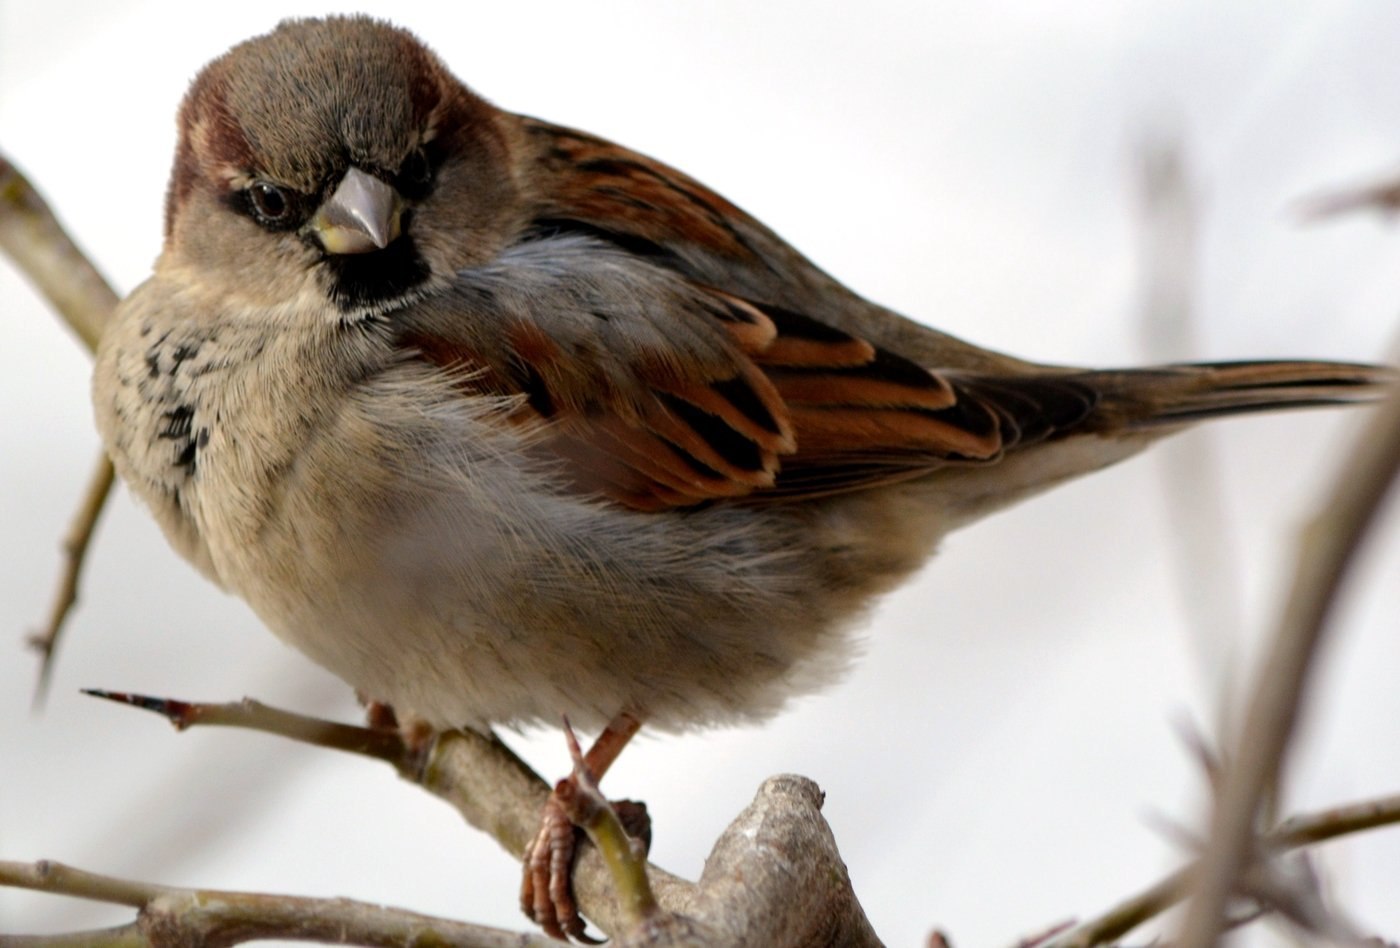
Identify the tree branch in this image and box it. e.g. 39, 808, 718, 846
69, 692, 884, 945
1, 774, 884, 947
0, 859, 557, 947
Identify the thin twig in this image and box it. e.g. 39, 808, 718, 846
0, 859, 558, 947
0, 859, 163, 908
29, 454, 115, 706
1176, 373, 1400, 945
81, 690, 415, 770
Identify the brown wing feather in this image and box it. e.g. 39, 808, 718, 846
523, 119, 762, 264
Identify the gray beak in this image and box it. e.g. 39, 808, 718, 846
308, 167, 403, 255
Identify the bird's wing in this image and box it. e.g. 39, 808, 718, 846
397, 231, 1095, 510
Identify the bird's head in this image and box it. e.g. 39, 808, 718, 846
164, 16, 521, 319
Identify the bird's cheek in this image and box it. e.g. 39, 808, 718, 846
171, 210, 319, 307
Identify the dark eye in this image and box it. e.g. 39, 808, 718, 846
248, 181, 289, 223
397, 147, 434, 200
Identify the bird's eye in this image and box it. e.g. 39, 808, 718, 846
397, 147, 434, 200
248, 181, 289, 223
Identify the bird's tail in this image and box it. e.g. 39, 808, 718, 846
926, 359, 1393, 529
1070, 359, 1395, 432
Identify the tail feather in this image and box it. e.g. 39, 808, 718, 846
1071, 360, 1395, 432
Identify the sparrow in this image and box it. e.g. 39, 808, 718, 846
90, 15, 1391, 939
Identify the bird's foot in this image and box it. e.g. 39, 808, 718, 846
520, 714, 648, 941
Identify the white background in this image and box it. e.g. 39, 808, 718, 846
3, 2, 1399, 945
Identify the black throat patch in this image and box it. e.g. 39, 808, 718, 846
323, 235, 431, 312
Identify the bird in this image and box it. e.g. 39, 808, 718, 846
89, 14, 1391, 939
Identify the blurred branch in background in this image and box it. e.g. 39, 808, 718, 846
1131, 139, 1400, 943
1043, 790, 1400, 947
1297, 166, 1400, 223
1178, 345, 1400, 943
0, 154, 115, 352
1174, 174, 1400, 946
1132, 127, 1245, 732
0, 154, 116, 702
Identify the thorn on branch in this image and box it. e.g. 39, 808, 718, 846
82, 688, 199, 728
